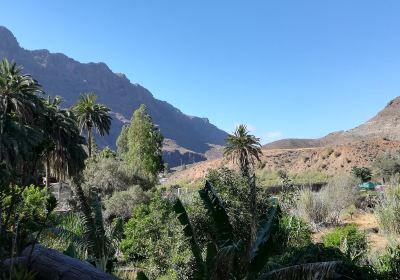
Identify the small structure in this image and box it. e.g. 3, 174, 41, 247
358, 182, 378, 190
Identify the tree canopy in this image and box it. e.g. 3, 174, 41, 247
117, 104, 164, 181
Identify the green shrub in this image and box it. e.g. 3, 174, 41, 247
274, 214, 311, 251
374, 245, 400, 279
322, 224, 368, 262
104, 186, 149, 220
296, 174, 358, 229
120, 192, 192, 279
375, 185, 400, 236
351, 167, 372, 183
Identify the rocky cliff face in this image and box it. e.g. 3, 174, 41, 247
0, 26, 228, 167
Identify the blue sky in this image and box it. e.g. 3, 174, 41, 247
2, 1, 400, 143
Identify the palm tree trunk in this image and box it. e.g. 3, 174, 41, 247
88, 128, 92, 158
45, 154, 50, 188
249, 175, 257, 245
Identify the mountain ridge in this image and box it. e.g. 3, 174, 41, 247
264, 96, 400, 150
0, 26, 228, 167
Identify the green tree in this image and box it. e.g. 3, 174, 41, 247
351, 167, 372, 183
119, 104, 164, 181
224, 124, 262, 245
72, 93, 112, 158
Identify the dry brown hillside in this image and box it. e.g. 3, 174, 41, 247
166, 97, 400, 184
166, 138, 400, 184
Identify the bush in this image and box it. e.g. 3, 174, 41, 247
374, 245, 400, 279
104, 186, 149, 220
296, 189, 329, 229
322, 224, 368, 262
372, 152, 400, 184
83, 157, 152, 197
352, 167, 372, 183
273, 214, 311, 251
375, 185, 400, 236
295, 174, 358, 228
120, 192, 192, 279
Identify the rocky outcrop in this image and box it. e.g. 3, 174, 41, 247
0, 26, 228, 167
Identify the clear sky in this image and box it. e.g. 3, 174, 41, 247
2, 0, 400, 143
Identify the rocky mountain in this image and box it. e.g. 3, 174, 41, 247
0, 26, 228, 167
264, 97, 400, 150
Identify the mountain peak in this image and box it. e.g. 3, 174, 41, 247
0, 26, 19, 50
385, 96, 400, 109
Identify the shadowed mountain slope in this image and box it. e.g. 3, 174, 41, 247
0, 26, 228, 167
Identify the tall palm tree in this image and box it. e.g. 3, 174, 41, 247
72, 93, 112, 157
224, 124, 262, 246
41, 96, 87, 187
0, 59, 43, 180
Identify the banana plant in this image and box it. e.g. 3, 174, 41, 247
140, 181, 355, 280
173, 181, 280, 280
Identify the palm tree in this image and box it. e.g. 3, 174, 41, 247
224, 125, 262, 178
224, 124, 262, 245
72, 93, 112, 157
41, 96, 87, 187
0, 59, 43, 171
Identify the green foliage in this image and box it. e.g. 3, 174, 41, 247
295, 174, 358, 229
1, 185, 56, 258
273, 214, 311, 251
41, 96, 87, 182
322, 224, 368, 262
375, 185, 400, 236
352, 167, 372, 183
104, 186, 149, 220
64, 178, 123, 272
119, 104, 164, 181
173, 199, 205, 278
116, 125, 129, 155
83, 155, 153, 198
121, 192, 192, 279
372, 152, 400, 183
374, 245, 400, 279
0, 59, 43, 180
205, 168, 271, 249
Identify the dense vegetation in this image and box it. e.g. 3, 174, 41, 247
2, 59, 400, 279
